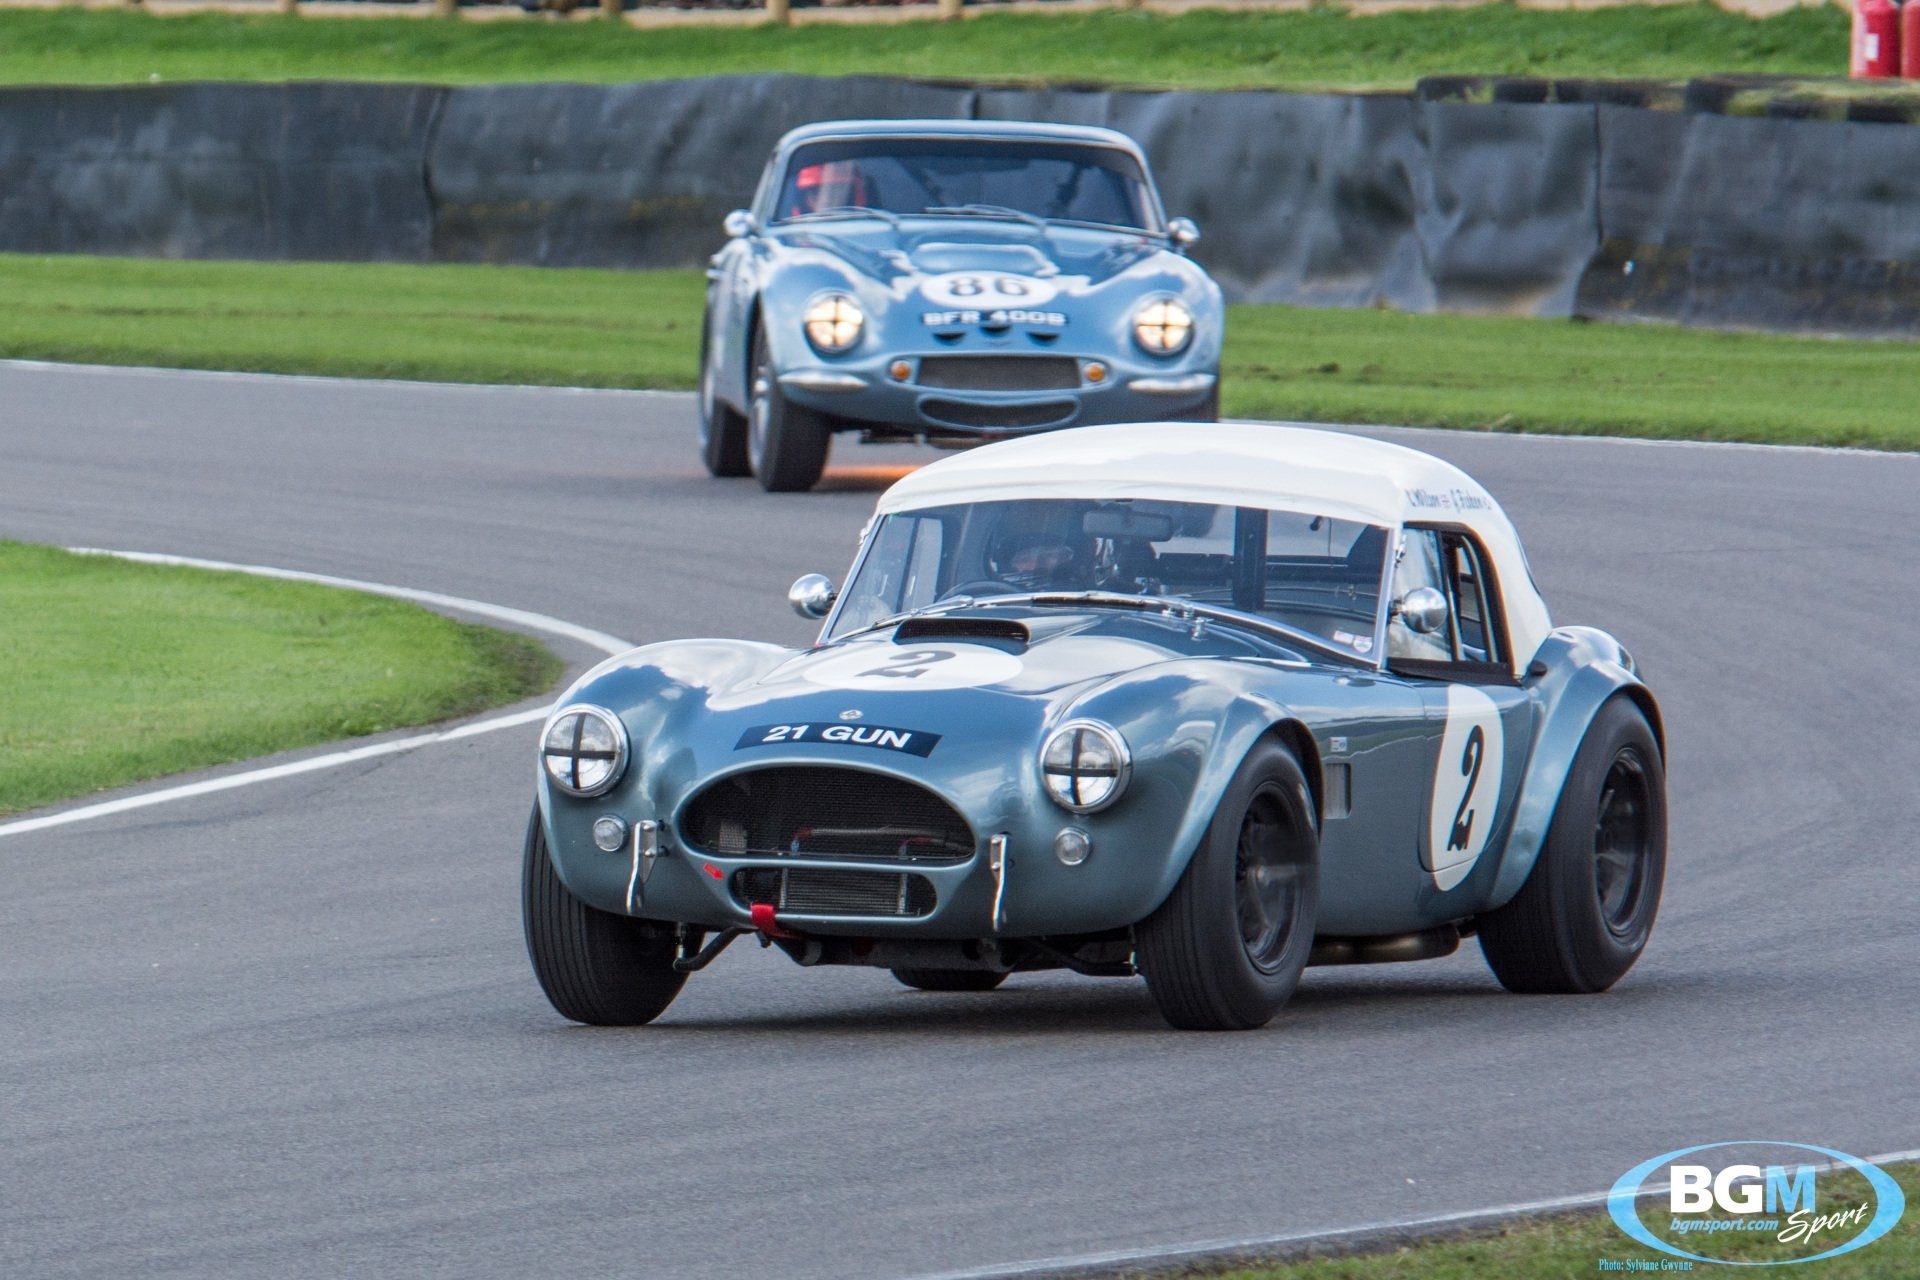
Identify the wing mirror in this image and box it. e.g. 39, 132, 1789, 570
788, 573, 838, 620
1395, 586, 1450, 635
1167, 217, 1201, 251
723, 209, 757, 239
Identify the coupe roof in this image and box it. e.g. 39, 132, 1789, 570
879, 423, 1500, 531
875, 422, 1554, 671
774, 119, 1149, 160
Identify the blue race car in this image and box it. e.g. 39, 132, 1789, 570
698, 120, 1224, 491
525, 423, 1668, 1030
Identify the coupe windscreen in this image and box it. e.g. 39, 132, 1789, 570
829, 499, 1389, 653
773, 139, 1158, 231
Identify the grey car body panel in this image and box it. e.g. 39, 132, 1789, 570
704, 119, 1224, 438
536, 608, 1656, 943
1481, 625, 1662, 910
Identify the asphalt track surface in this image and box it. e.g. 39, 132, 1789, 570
2, 361, 1915, 1280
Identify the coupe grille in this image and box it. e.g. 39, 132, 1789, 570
732, 867, 938, 918
681, 766, 975, 864
916, 356, 1081, 392
919, 398, 1078, 431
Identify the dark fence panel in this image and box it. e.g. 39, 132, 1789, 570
2, 76, 1918, 335
1576, 105, 1920, 335
428, 75, 975, 268
0, 83, 443, 261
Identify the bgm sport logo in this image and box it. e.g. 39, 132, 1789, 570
1606, 1143, 1905, 1268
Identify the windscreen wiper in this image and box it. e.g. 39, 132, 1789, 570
782, 206, 901, 230
923, 204, 1050, 232
1028, 592, 1363, 665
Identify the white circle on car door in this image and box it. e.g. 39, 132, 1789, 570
801, 643, 1023, 691
1426, 684, 1505, 892
920, 272, 1059, 309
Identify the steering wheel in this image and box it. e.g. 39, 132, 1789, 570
941, 580, 1020, 600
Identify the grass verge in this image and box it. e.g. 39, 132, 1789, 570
0, 5, 1847, 92
1173, 1161, 1920, 1279
7, 252, 1920, 450
0, 542, 562, 816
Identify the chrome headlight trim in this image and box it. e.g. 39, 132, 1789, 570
1039, 719, 1133, 814
1131, 295, 1195, 356
541, 704, 630, 798
802, 291, 866, 355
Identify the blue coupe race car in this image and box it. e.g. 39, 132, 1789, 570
526, 424, 1667, 1030
697, 120, 1224, 491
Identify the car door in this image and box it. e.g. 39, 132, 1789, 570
1385, 526, 1534, 897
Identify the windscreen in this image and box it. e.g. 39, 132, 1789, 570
828, 498, 1389, 657
773, 138, 1157, 231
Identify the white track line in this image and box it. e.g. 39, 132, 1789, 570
6, 359, 1916, 459
0, 356, 685, 398
66, 549, 635, 657
0, 707, 550, 840
0, 551, 635, 841
907, 1146, 1920, 1280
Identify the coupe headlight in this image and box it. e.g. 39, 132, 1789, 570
542, 705, 629, 798
1040, 720, 1132, 813
1132, 297, 1194, 355
803, 293, 865, 354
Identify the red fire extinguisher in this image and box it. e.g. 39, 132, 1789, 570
1853, 0, 1901, 78
1902, 0, 1920, 76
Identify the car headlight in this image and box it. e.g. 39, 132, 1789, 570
1133, 297, 1194, 355
803, 293, 865, 354
1040, 720, 1132, 813
542, 705, 629, 798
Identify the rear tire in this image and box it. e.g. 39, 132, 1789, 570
1478, 697, 1666, 994
697, 310, 750, 478
521, 806, 688, 1026
747, 326, 830, 492
1136, 738, 1319, 1030
890, 968, 1008, 993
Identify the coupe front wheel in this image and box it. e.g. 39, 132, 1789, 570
697, 312, 749, 478
1478, 697, 1666, 994
748, 328, 830, 492
1136, 738, 1319, 1030
521, 806, 688, 1025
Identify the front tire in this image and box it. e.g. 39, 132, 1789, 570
1478, 697, 1666, 994
697, 309, 750, 478
890, 968, 1008, 993
522, 806, 688, 1025
747, 326, 830, 493
1136, 738, 1319, 1030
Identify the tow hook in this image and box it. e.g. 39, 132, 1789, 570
672, 927, 745, 974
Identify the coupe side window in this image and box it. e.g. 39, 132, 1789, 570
1389, 527, 1510, 678
834, 515, 947, 631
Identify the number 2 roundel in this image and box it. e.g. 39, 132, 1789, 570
801, 644, 1023, 691
1426, 685, 1505, 892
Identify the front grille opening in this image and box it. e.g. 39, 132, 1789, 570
732, 868, 937, 918
682, 766, 975, 864
920, 398, 1077, 431
917, 356, 1081, 392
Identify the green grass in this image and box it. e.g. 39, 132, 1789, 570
7, 252, 1920, 450
0, 254, 704, 389
0, 542, 562, 816
1184, 1161, 1920, 1280
0, 4, 1848, 92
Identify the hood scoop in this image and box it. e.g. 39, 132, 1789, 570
911, 242, 1056, 276
894, 616, 1031, 647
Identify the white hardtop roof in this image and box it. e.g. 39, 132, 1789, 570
879, 423, 1500, 531
876, 422, 1553, 671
